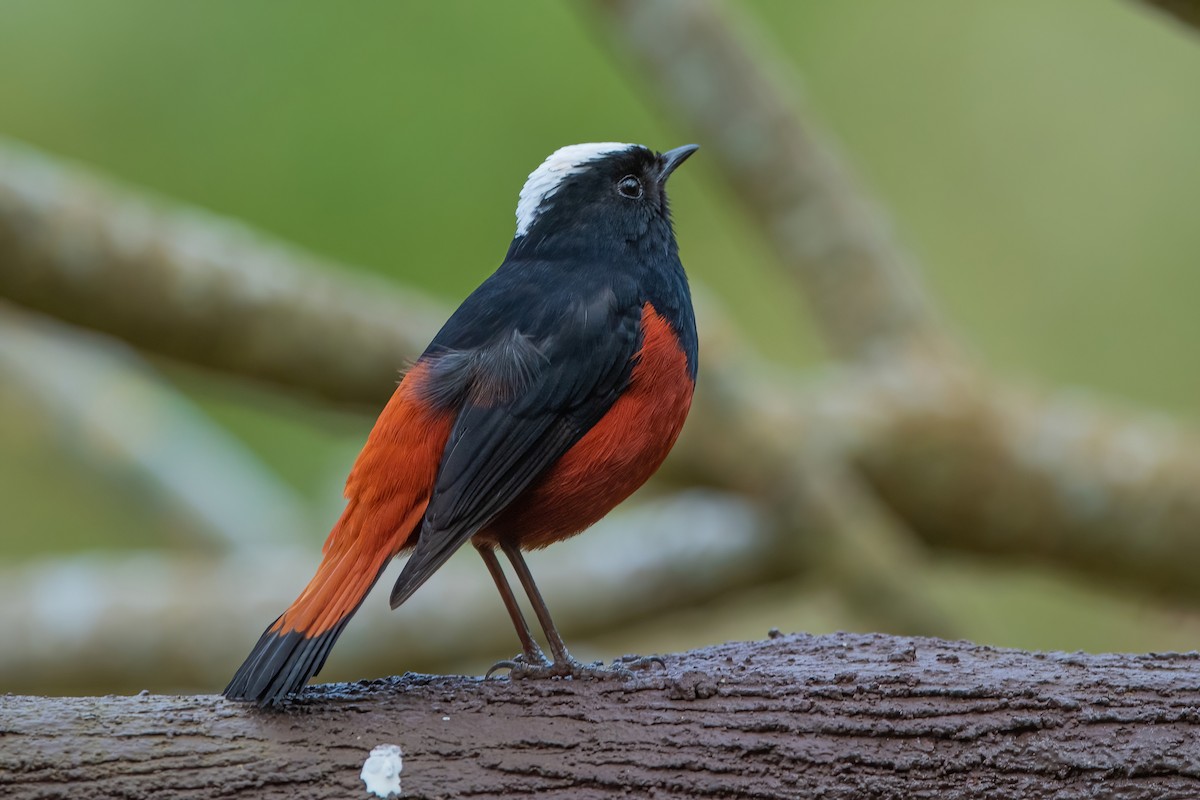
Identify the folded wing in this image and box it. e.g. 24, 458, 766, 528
389, 286, 643, 608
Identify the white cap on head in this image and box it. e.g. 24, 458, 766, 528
515, 142, 635, 237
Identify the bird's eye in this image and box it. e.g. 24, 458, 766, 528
616, 175, 643, 199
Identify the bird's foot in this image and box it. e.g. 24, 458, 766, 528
486, 655, 580, 680
487, 653, 666, 681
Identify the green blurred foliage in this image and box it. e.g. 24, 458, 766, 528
2, 0, 1200, 676
762, 1, 1200, 411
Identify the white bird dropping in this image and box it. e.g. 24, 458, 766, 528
360, 744, 403, 798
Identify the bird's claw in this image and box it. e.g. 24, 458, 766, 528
485, 659, 522, 679
613, 653, 667, 672
486, 652, 552, 679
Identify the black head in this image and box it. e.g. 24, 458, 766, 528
511, 142, 698, 259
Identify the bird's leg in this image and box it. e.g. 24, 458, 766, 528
498, 539, 668, 681
474, 544, 549, 676
499, 539, 574, 668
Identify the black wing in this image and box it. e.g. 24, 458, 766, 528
389, 279, 644, 608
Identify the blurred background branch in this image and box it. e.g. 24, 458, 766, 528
0, 302, 310, 553
0, 491, 770, 694
1138, 0, 1200, 33
3, 0, 1200, 695
0, 141, 443, 407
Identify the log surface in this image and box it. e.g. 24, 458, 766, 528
3, 632, 1199, 799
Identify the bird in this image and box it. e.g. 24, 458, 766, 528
223, 141, 700, 706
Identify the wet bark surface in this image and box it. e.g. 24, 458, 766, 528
3, 631, 1200, 799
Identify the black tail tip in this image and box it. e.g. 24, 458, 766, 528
223, 622, 347, 708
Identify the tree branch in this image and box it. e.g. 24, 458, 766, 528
845, 364, 1200, 597
0, 139, 443, 407
4, 633, 1198, 799
678, 347, 1200, 601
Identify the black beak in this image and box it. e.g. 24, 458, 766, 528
658, 144, 699, 182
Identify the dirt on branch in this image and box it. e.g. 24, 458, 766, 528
3, 632, 1199, 799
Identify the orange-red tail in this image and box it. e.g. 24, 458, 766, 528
224, 365, 454, 706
